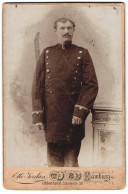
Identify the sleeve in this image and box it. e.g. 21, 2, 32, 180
31, 50, 45, 124
73, 49, 98, 120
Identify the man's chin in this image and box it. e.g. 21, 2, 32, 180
63, 39, 72, 44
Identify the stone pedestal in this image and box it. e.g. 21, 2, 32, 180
92, 107, 122, 167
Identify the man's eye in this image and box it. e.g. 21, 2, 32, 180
60, 27, 65, 30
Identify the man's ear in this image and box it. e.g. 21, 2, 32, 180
54, 28, 57, 32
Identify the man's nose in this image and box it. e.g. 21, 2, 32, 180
64, 28, 69, 33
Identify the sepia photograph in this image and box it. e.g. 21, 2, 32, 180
3, 2, 125, 190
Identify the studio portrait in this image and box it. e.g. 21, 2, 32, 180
4, 3, 124, 170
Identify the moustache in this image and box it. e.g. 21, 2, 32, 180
63, 34, 71, 37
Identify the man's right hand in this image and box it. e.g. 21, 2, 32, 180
35, 123, 45, 130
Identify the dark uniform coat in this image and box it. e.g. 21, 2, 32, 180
32, 43, 98, 143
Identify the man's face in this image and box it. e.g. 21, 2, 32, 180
55, 21, 75, 44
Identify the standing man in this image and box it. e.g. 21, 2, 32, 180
32, 18, 98, 167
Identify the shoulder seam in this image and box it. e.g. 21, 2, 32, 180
45, 45, 57, 50
73, 44, 87, 50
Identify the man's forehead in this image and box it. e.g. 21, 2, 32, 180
57, 21, 73, 27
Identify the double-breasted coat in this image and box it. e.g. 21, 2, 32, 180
32, 43, 98, 143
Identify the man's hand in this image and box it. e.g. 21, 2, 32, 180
72, 116, 82, 125
35, 123, 45, 130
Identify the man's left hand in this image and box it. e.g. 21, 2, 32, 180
72, 116, 82, 125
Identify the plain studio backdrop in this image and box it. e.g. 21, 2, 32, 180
4, 4, 122, 167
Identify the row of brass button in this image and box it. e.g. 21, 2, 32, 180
44, 49, 82, 94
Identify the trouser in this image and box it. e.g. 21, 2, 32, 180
47, 141, 81, 167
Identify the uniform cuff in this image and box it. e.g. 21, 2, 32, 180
73, 105, 90, 120
32, 112, 44, 124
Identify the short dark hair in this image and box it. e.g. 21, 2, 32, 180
54, 18, 75, 29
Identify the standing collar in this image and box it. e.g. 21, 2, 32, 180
57, 41, 72, 49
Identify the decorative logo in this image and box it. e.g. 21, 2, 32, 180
49, 171, 64, 181
49, 171, 81, 181
66, 171, 81, 181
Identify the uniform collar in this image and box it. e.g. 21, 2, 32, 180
57, 41, 72, 49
